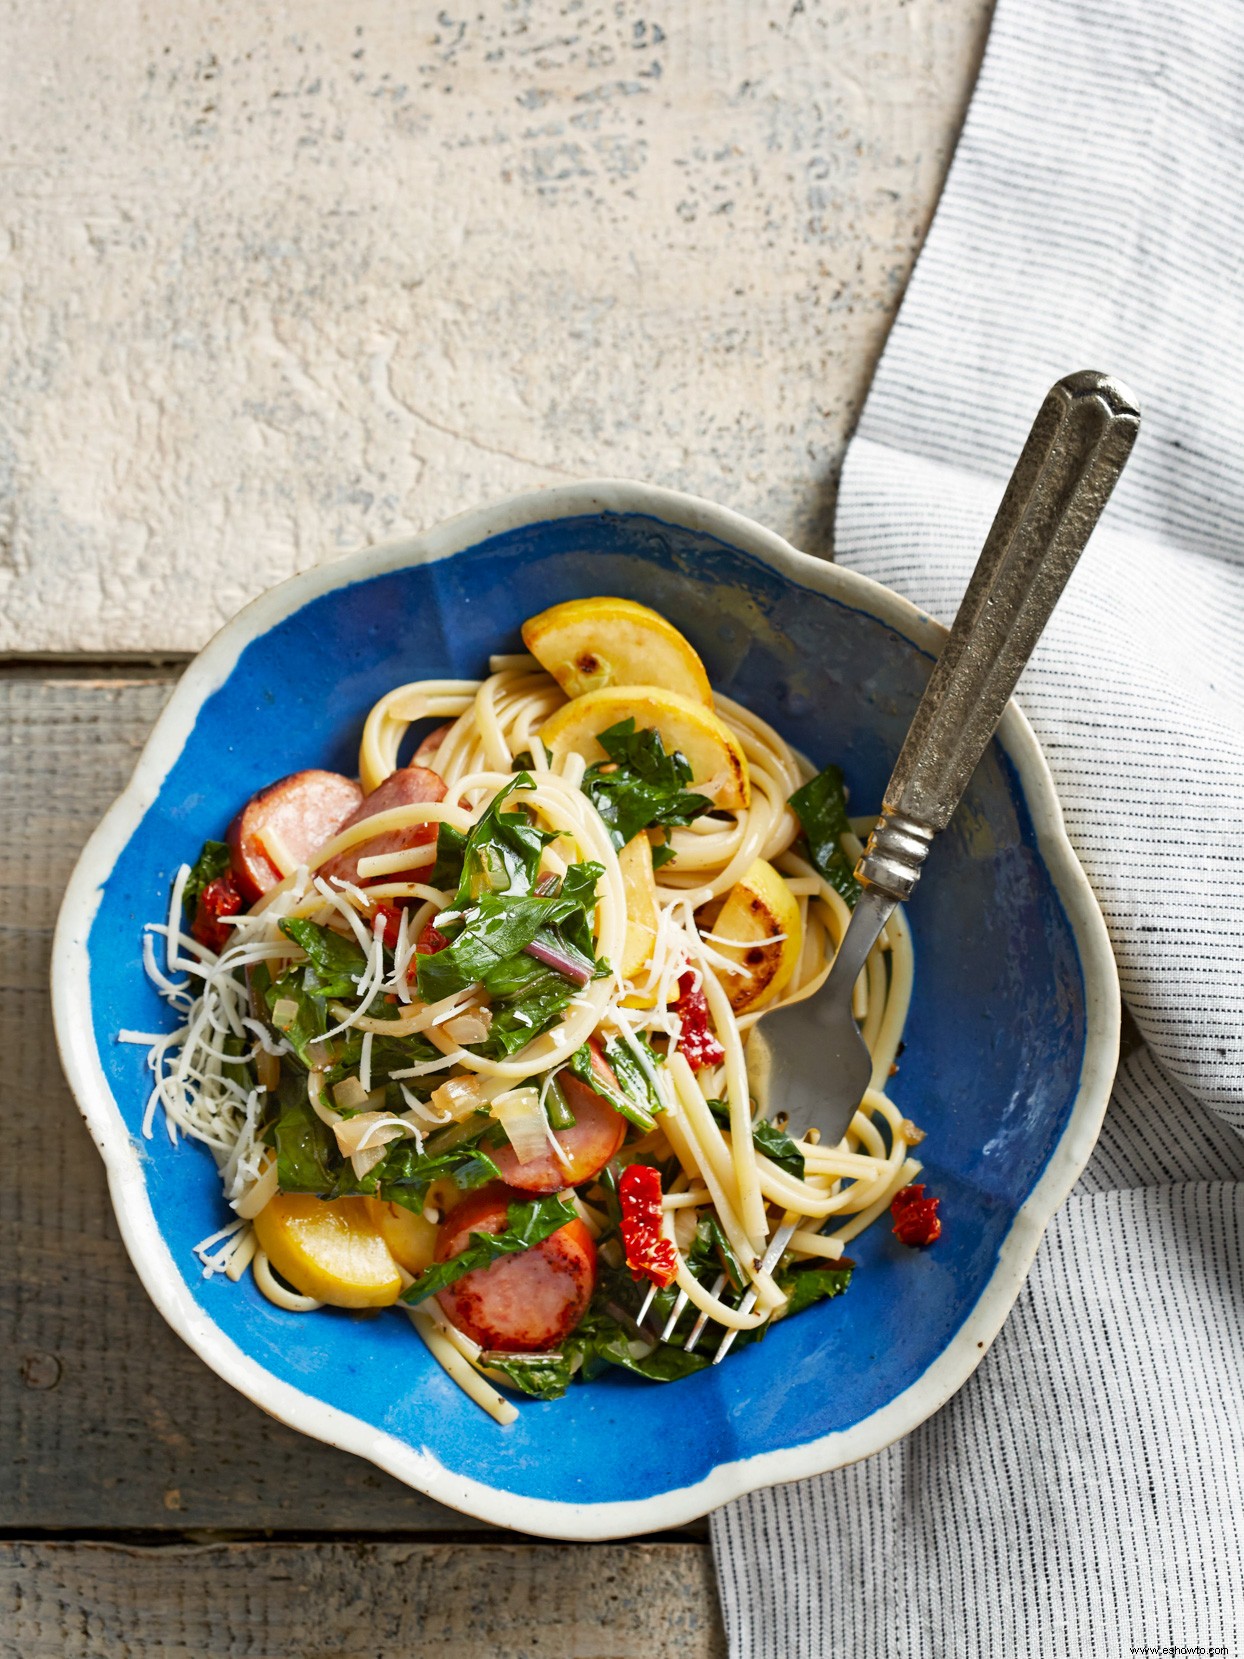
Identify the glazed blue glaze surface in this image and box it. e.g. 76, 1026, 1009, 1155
88, 513, 1085, 1507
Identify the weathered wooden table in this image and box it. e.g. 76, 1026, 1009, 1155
2, 3, 991, 1651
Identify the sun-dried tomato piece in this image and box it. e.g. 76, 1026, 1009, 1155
618, 1163, 679, 1289
673, 970, 725, 1070
891, 1183, 942, 1248
416, 922, 450, 955
191, 872, 245, 954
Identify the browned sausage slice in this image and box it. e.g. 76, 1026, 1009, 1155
228, 770, 364, 902
491, 1041, 628, 1194
317, 766, 447, 889
434, 1182, 596, 1352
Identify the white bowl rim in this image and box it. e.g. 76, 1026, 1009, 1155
52, 478, 1120, 1540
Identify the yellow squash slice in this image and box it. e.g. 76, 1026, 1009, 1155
363, 1196, 439, 1276
522, 597, 712, 704
540, 685, 750, 811
704, 858, 802, 1013
618, 832, 659, 980
253, 1193, 403, 1308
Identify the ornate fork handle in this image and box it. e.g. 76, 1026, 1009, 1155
858, 370, 1141, 901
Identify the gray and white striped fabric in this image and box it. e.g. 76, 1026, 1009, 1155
712, 0, 1244, 1650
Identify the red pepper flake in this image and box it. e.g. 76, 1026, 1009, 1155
673, 970, 725, 1070
416, 921, 450, 955
191, 872, 244, 954
891, 1184, 942, 1248
618, 1164, 679, 1290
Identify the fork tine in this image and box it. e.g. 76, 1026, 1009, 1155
684, 1274, 726, 1352
660, 1289, 689, 1343
636, 1283, 657, 1327
712, 1220, 798, 1365
711, 1296, 753, 1365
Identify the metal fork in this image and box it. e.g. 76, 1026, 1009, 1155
751, 369, 1140, 1151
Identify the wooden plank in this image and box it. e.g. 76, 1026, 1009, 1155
2, 0, 994, 653
0, 1540, 726, 1658
1, 676, 518, 1532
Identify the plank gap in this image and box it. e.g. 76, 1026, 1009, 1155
0, 1525, 708, 1547
0, 656, 189, 681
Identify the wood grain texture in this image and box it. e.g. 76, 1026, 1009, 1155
0, 1540, 726, 1657
0, 0, 993, 653
1, 675, 503, 1532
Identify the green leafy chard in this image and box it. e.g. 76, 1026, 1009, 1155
271, 1085, 339, 1193
581, 719, 711, 867
788, 764, 861, 905
705, 1097, 805, 1180
553, 860, 604, 961
429, 821, 468, 890
268, 1073, 499, 1210
571, 1295, 711, 1386
480, 1352, 578, 1399
419, 774, 612, 1059
777, 1262, 853, 1317
436, 774, 557, 902
321, 1020, 442, 1092
262, 957, 438, 1082
401, 1192, 579, 1304
476, 979, 579, 1059
219, 1031, 255, 1095
601, 1031, 666, 1122
264, 969, 331, 1070
279, 917, 371, 999
702, 1210, 746, 1293
567, 1042, 657, 1132
489, 1254, 856, 1401
416, 892, 562, 1000
415, 871, 603, 1005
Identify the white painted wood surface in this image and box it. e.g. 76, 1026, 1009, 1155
0, 0, 992, 653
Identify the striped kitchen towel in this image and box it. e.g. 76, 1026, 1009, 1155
712, 0, 1244, 1652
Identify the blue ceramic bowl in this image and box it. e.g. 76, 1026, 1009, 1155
53, 483, 1118, 1538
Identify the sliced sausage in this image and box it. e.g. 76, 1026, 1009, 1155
434, 1182, 596, 1352
317, 766, 447, 889
412, 721, 455, 768
228, 770, 364, 902
492, 1040, 628, 1194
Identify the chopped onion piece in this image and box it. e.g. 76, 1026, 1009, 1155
271, 998, 299, 1030
332, 1111, 409, 1158
430, 1073, 493, 1122
333, 1075, 369, 1112
490, 1086, 548, 1165
350, 1143, 390, 1181
443, 1008, 493, 1045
